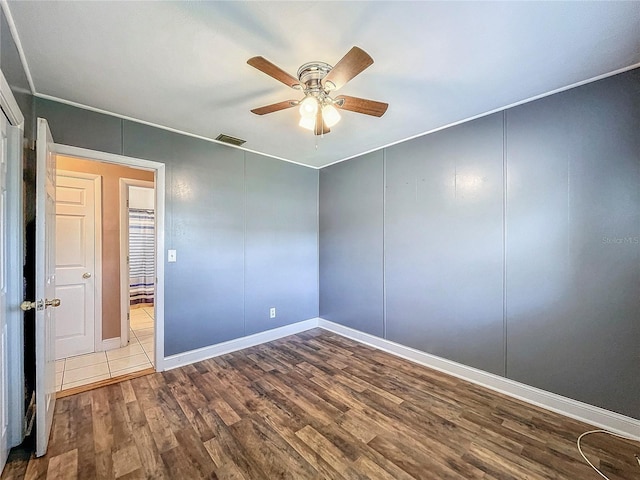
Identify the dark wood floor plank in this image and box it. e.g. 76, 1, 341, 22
160, 445, 214, 480
199, 372, 253, 418
220, 353, 272, 383
368, 433, 471, 480
264, 371, 343, 426
5, 329, 639, 480
334, 409, 379, 444
131, 423, 170, 479
94, 448, 115, 479
167, 380, 216, 442
208, 462, 248, 480
198, 408, 269, 480
259, 404, 349, 480
90, 388, 114, 458
74, 402, 97, 479
1, 447, 30, 480
294, 425, 369, 480
171, 428, 217, 478
142, 406, 179, 454
229, 415, 319, 479
112, 444, 142, 479
352, 454, 406, 480
257, 343, 306, 372
276, 368, 353, 413
45, 449, 77, 480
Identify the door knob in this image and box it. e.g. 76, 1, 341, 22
20, 299, 52, 311
83, 272, 91, 279
20, 301, 37, 311
45, 298, 61, 308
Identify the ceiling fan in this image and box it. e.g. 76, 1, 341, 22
247, 46, 388, 135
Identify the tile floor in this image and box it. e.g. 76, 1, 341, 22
55, 306, 155, 392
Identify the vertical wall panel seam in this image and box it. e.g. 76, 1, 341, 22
566, 144, 571, 271
120, 119, 124, 155
502, 110, 508, 378
382, 149, 387, 339
168, 143, 173, 256
243, 152, 247, 337
317, 169, 320, 317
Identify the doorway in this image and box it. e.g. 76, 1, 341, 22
52, 155, 158, 393
0, 110, 9, 473
120, 181, 156, 372
10, 132, 165, 458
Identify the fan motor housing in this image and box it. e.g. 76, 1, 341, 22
297, 62, 332, 91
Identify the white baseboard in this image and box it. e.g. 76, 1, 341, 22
99, 337, 121, 352
163, 318, 320, 371
318, 318, 640, 440
158, 316, 639, 439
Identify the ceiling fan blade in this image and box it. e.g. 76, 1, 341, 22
334, 95, 388, 117
247, 56, 301, 89
250, 100, 298, 115
314, 109, 330, 136
322, 46, 374, 91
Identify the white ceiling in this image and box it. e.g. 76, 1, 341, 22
7, 1, 640, 168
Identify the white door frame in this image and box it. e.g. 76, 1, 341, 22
0, 66, 27, 451
0, 105, 10, 473
119, 178, 154, 349
56, 169, 103, 353
53, 144, 165, 372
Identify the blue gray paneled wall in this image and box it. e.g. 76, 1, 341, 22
0, 7, 34, 141
36, 98, 319, 356
319, 151, 384, 337
319, 68, 640, 419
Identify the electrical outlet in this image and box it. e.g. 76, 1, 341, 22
269, 307, 276, 319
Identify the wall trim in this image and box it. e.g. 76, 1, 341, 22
160, 316, 639, 439
99, 337, 121, 352
35, 93, 313, 170
5, 120, 24, 448
52, 143, 166, 371
319, 62, 640, 169
1, 59, 26, 448
317, 319, 640, 440
37, 63, 640, 171
163, 318, 320, 371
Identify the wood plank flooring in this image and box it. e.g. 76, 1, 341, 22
3, 329, 639, 479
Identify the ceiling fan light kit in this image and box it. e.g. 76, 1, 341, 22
248, 46, 388, 136
298, 115, 316, 131
322, 104, 341, 128
299, 95, 319, 118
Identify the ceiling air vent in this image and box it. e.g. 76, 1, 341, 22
215, 134, 246, 146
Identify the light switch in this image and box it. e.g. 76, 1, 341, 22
168, 249, 177, 263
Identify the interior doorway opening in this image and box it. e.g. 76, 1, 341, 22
13, 137, 165, 459
127, 185, 155, 309
119, 180, 155, 358
52, 155, 157, 393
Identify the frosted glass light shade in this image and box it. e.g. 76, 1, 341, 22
299, 115, 315, 131
299, 96, 318, 118
322, 104, 341, 127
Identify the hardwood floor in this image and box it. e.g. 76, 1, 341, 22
3, 329, 639, 479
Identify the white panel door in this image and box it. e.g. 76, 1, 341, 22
0, 110, 8, 473
34, 118, 58, 457
55, 174, 96, 359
